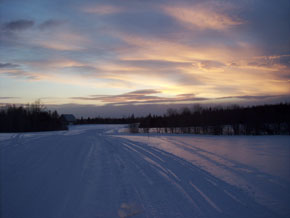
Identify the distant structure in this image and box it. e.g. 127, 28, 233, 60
61, 114, 76, 125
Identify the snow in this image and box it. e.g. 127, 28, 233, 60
1, 124, 289, 218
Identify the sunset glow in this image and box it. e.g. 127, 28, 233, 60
0, 0, 289, 116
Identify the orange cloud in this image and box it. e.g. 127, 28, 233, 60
118, 33, 290, 96
116, 33, 257, 63
162, 4, 242, 30
4, 27, 288, 105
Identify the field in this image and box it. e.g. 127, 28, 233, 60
1, 125, 289, 218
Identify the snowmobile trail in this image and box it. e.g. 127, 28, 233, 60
1, 125, 289, 218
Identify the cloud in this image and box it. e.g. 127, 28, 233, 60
0, 69, 38, 80
115, 32, 256, 64
23, 59, 84, 68
82, 4, 124, 15
71, 91, 290, 108
61, 65, 99, 77
0, 63, 19, 68
217, 95, 281, 100
0, 97, 19, 99
0, 18, 90, 51
112, 33, 288, 96
118, 59, 192, 70
71, 89, 208, 106
33, 31, 90, 51
74, 89, 164, 103
194, 60, 226, 71
1, 0, 289, 110
38, 19, 63, 30
177, 93, 196, 98
0, 65, 39, 80
162, 3, 242, 30
126, 89, 161, 95
3, 19, 34, 31
235, 54, 290, 74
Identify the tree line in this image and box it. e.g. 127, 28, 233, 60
138, 103, 290, 135
0, 101, 67, 132
78, 103, 290, 135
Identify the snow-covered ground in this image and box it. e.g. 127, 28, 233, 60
1, 125, 289, 218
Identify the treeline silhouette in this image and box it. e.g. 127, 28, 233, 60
77, 115, 137, 125
78, 103, 290, 135
0, 102, 67, 132
139, 103, 290, 135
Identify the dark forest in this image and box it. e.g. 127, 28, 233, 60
78, 103, 290, 135
0, 102, 66, 132
1, 102, 289, 134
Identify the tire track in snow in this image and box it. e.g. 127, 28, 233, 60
1, 127, 284, 218
113, 135, 281, 218
143, 136, 290, 217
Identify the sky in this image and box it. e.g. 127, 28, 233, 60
0, 0, 290, 117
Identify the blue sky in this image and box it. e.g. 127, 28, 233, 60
0, 0, 290, 117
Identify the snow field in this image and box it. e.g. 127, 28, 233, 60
1, 124, 289, 218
